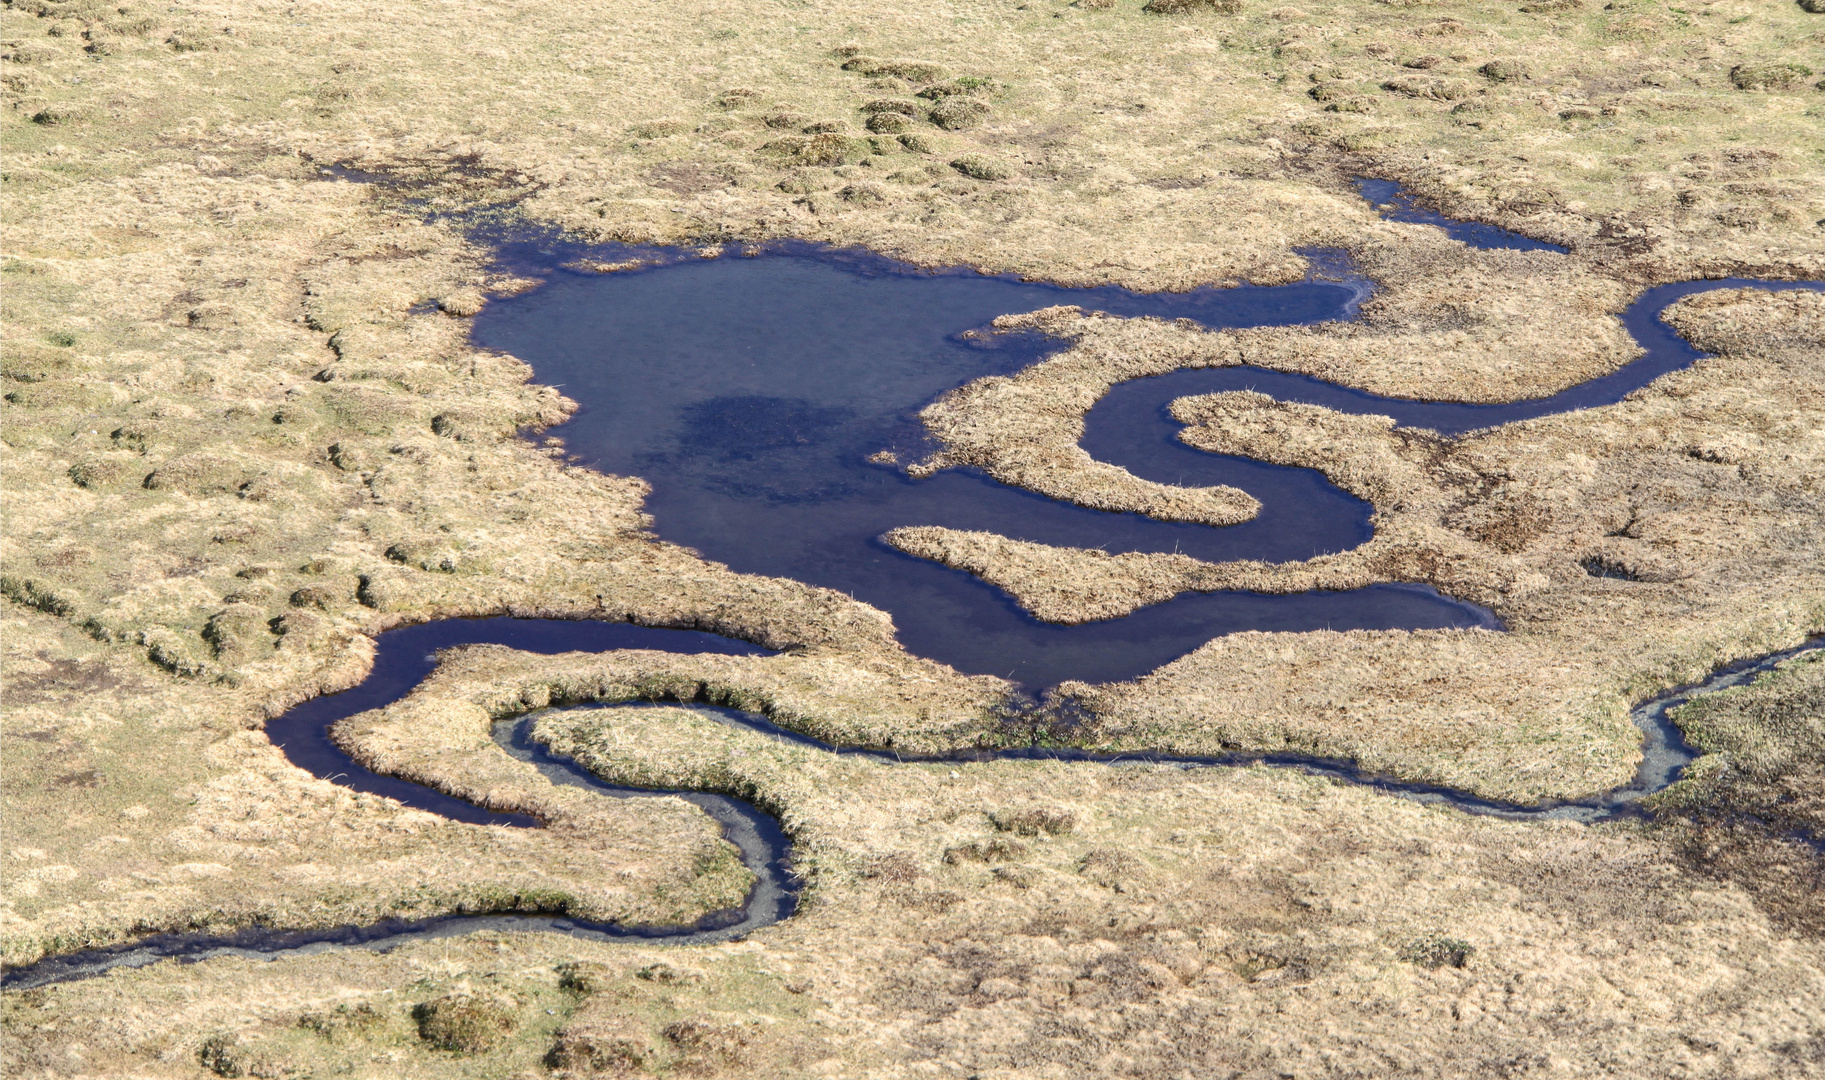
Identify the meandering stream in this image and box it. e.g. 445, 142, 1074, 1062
6, 624, 1816, 990
8, 185, 1820, 990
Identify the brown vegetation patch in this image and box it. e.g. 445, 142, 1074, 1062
1143, 0, 1243, 12
548, 1010, 654, 1075
841, 57, 947, 84
142, 452, 257, 495
945, 838, 1028, 863
993, 807, 1077, 836
2, 652, 122, 702
414, 988, 520, 1053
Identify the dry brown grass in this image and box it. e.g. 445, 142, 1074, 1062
11, 701, 1825, 1078
3, 0, 1823, 1071
897, 287, 1825, 802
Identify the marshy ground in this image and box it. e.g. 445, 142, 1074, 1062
3, 0, 1824, 1075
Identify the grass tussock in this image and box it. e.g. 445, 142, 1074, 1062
927, 97, 989, 129
1143, 0, 1242, 12
414, 988, 521, 1054
948, 154, 1010, 181
1398, 931, 1475, 969
1728, 61, 1814, 90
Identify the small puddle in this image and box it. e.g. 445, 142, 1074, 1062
1353, 177, 1570, 253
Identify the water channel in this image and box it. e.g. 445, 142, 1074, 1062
8, 184, 1820, 989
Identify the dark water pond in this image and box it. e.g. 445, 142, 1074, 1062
471, 188, 1824, 690
472, 245, 1496, 690
11, 185, 1822, 989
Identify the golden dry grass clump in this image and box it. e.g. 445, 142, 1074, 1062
412, 985, 521, 1054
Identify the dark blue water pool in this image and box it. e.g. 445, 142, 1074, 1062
470, 221, 1822, 690
470, 244, 1492, 689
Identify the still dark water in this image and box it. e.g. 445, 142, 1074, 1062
12, 188, 1822, 990
472, 215, 1821, 690
473, 246, 1496, 689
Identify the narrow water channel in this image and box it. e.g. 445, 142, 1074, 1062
8, 184, 1819, 989
7, 627, 1815, 990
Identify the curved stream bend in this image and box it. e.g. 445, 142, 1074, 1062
476, 238, 1822, 689
10, 185, 1822, 989
5, 621, 1817, 991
